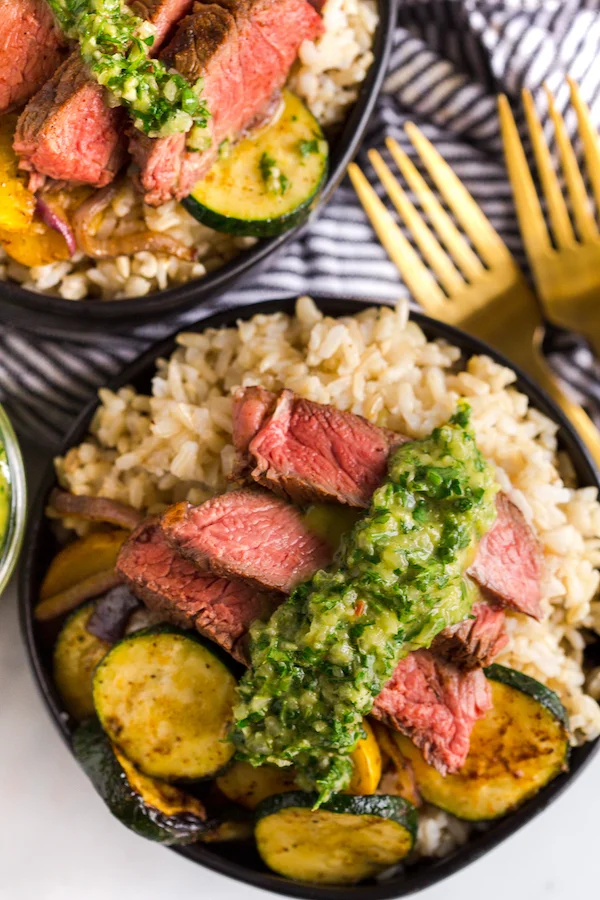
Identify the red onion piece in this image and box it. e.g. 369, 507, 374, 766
35, 196, 77, 256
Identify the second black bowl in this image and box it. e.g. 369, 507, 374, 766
0, 1, 394, 336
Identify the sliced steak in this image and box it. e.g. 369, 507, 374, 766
468, 493, 543, 620
0, 0, 66, 115
117, 518, 278, 663
372, 649, 493, 774
233, 388, 543, 618
431, 600, 508, 669
131, 0, 324, 205
14, 0, 195, 186
232, 387, 408, 507
161, 488, 332, 593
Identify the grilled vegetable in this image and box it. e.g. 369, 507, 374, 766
255, 792, 417, 884
35, 569, 122, 621
0, 221, 71, 267
40, 530, 130, 601
53, 603, 112, 721
0, 115, 34, 233
48, 490, 144, 530
94, 627, 237, 781
217, 761, 297, 811
348, 719, 382, 794
73, 718, 209, 844
371, 721, 421, 807
395, 665, 569, 821
184, 90, 328, 237
86, 585, 140, 643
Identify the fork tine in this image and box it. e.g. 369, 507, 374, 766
347, 163, 447, 315
497, 94, 553, 256
566, 76, 600, 213
368, 148, 466, 295
522, 89, 575, 248
384, 138, 485, 282
404, 122, 512, 267
545, 84, 599, 242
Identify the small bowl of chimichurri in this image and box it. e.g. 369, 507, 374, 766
0, 405, 26, 596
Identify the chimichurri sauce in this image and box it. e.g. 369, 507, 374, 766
0, 441, 10, 555
45, 0, 210, 144
233, 406, 499, 803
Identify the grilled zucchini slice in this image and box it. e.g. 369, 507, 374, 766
93, 626, 237, 781
184, 90, 328, 237
255, 793, 417, 884
73, 718, 209, 844
396, 665, 569, 821
53, 602, 112, 721
217, 761, 298, 811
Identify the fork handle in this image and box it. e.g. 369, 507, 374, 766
528, 345, 600, 470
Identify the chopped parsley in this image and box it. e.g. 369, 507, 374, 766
233, 405, 499, 804
44, 0, 210, 142
259, 152, 291, 195
297, 137, 321, 159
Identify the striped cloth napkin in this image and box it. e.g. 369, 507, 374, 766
2, 0, 600, 445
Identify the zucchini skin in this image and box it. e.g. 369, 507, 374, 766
183, 179, 326, 238
484, 664, 570, 731
73, 719, 210, 845
255, 791, 418, 837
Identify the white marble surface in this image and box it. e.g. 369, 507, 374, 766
2, 441, 599, 900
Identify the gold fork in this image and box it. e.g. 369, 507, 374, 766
498, 79, 600, 358
347, 125, 600, 465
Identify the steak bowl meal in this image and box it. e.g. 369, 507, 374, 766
21, 297, 600, 895
0, 0, 384, 311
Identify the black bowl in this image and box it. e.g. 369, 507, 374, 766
19, 297, 600, 899
0, 1, 394, 337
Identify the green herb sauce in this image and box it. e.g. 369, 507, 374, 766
45, 0, 210, 142
233, 406, 499, 803
259, 152, 291, 195
0, 442, 10, 555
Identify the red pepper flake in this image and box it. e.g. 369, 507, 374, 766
355, 600, 365, 617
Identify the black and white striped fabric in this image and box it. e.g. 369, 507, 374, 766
3, 0, 600, 445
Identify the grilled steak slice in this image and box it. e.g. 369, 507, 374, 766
232, 387, 408, 506
468, 493, 542, 620
117, 518, 278, 663
131, 0, 324, 205
371, 649, 493, 774
14, 0, 194, 186
161, 488, 332, 593
0, 0, 66, 115
431, 600, 508, 669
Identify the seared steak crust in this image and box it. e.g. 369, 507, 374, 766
431, 600, 508, 669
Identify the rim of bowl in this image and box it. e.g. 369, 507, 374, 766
0, 0, 395, 334
0, 404, 27, 595
18, 297, 600, 899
